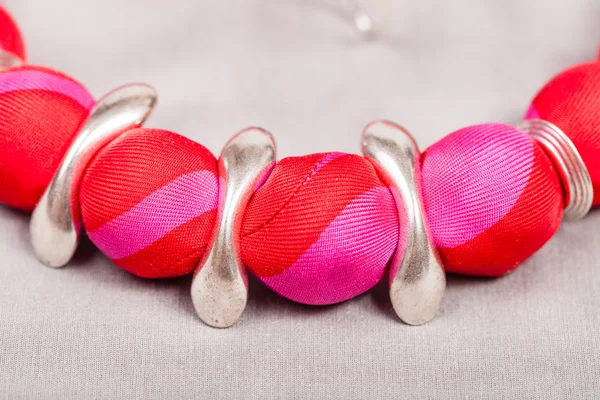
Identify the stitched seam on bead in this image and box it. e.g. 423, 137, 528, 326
241, 153, 339, 239
156, 245, 207, 275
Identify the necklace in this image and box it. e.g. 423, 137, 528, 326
0, 5, 597, 328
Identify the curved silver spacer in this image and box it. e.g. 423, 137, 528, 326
362, 121, 446, 325
191, 128, 276, 328
0, 51, 23, 71
30, 84, 157, 267
519, 119, 593, 221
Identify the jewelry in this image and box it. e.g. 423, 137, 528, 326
0, 5, 597, 328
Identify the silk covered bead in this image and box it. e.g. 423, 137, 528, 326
79, 128, 219, 279
0, 6, 25, 60
240, 152, 399, 305
0, 65, 94, 211
421, 123, 564, 276
525, 61, 600, 205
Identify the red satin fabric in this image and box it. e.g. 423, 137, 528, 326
528, 62, 600, 205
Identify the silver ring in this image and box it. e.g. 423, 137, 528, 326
362, 121, 446, 325
518, 119, 593, 221
30, 84, 157, 267
191, 127, 276, 328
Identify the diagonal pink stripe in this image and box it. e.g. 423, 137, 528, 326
314, 152, 345, 174
0, 68, 95, 110
261, 186, 398, 305
422, 124, 534, 248
87, 170, 218, 260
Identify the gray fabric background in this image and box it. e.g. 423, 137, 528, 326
1, 0, 599, 398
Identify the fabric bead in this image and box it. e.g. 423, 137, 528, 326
0, 5, 25, 61
79, 128, 219, 278
421, 123, 564, 276
240, 152, 399, 305
0, 65, 94, 211
525, 61, 600, 205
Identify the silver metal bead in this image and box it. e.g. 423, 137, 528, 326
0, 51, 22, 71
519, 119, 593, 221
362, 121, 446, 325
30, 84, 157, 267
191, 128, 276, 328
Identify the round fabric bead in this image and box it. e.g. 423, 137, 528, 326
79, 128, 219, 279
421, 123, 564, 276
525, 61, 600, 205
240, 152, 399, 305
0, 65, 94, 211
0, 6, 25, 61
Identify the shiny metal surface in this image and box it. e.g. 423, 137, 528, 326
0, 51, 22, 70
191, 128, 276, 328
519, 119, 593, 221
30, 84, 157, 267
362, 121, 446, 325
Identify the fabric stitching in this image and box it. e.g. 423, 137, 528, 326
241, 153, 338, 239
156, 245, 207, 275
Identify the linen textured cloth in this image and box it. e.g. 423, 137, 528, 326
1, 0, 599, 398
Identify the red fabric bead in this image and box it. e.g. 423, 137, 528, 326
527, 62, 600, 205
80, 128, 219, 279
240, 152, 399, 304
0, 65, 94, 211
0, 5, 25, 61
421, 123, 564, 276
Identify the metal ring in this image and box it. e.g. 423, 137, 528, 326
361, 120, 446, 325
518, 119, 593, 221
30, 84, 157, 267
191, 127, 276, 328
0, 51, 23, 71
